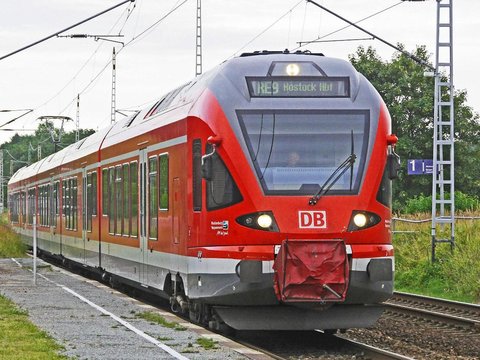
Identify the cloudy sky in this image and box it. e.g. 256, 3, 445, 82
1, 0, 478, 146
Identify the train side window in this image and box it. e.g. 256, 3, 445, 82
192, 139, 202, 211
205, 144, 243, 211
102, 168, 108, 216
28, 188, 35, 225
108, 167, 115, 234
87, 173, 93, 232
149, 156, 158, 239
38, 186, 43, 226
115, 165, 123, 236
54, 181, 59, 228
123, 164, 130, 236
72, 178, 78, 231
10, 193, 19, 223
91, 172, 97, 217
376, 162, 392, 208
130, 161, 138, 237
159, 154, 169, 210
65, 179, 70, 230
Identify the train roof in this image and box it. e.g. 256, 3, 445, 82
8, 51, 371, 187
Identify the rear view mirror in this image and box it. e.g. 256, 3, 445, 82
201, 156, 212, 181
201, 146, 216, 181
388, 151, 400, 180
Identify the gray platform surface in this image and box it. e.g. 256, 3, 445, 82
0, 258, 267, 360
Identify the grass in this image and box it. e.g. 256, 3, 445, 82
0, 294, 68, 360
0, 213, 27, 258
136, 311, 187, 331
393, 213, 480, 303
196, 337, 219, 350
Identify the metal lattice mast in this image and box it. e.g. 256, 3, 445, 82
431, 0, 454, 262
0, 149, 4, 214
76, 94, 80, 142
195, 0, 202, 76
111, 47, 117, 124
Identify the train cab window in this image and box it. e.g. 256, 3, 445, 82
205, 144, 243, 211
192, 139, 202, 211
148, 156, 158, 239
159, 154, 169, 210
238, 110, 369, 196
130, 161, 138, 237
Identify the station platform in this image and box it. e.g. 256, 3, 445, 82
0, 257, 269, 360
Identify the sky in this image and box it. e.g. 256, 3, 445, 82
1, 0, 479, 146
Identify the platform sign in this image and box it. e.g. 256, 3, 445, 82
408, 159, 434, 175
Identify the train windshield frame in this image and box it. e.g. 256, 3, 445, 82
237, 110, 370, 196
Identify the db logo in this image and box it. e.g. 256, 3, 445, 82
298, 211, 327, 229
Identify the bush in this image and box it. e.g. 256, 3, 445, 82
402, 191, 480, 214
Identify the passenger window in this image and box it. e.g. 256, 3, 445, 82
193, 140, 202, 211
159, 154, 169, 210
102, 169, 108, 216
130, 162, 138, 237
149, 156, 158, 239
123, 164, 130, 236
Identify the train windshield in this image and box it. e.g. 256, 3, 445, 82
238, 110, 369, 195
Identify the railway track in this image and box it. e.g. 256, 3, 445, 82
232, 330, 414, 360
386, 291, 480, 331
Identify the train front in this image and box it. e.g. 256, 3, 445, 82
187, 52, 398, 331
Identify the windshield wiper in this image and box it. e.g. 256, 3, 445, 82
309, 130, 356, 206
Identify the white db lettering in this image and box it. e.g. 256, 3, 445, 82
299, 211, 327, 229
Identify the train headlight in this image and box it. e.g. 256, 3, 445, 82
257, 214, 273, 228
286, 63, 300, 76
348, 211, 381, 231
236, 211, 279, 232
353, 213, 367, 228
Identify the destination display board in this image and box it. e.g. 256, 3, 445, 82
246, 76, 349, 98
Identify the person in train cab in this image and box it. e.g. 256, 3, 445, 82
287, 151, 301, 167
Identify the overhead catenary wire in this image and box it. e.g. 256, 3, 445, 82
295, 1, 405, 49
304, 0, 435, 70
231, 0, 304, 58
57, 0, 191, 118
6, 0, 187, 132
35, 2, 138, 112
0, 0, 135, 61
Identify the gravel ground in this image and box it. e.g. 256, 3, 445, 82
345, 311, 480, 360
0, 258, 262, 360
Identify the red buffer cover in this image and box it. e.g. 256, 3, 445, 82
273, 239, 349, 302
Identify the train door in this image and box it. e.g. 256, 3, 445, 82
81, 168, 87, 264
139, 149, 148, 284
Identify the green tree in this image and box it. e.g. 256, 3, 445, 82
1, 125, 95, 209
349, 45, 480, 212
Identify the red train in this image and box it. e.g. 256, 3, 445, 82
8, 50, 398, 331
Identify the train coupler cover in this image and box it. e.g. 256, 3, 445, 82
273, 239, 349, 302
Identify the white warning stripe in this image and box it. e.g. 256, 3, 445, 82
11, 258, 189, 360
